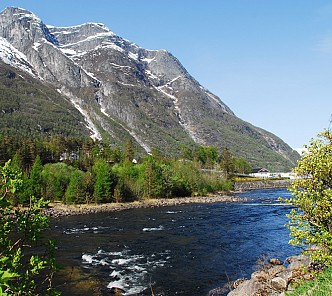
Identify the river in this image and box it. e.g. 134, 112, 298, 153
49, 188, 299, 296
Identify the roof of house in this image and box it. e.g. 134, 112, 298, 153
252, 168, 269, 173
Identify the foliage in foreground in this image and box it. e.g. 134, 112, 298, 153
286, 130, 332, 265
287, 266, 332, 295
0, 160, 59, 295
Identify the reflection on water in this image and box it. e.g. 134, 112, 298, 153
50, 188, 299, 296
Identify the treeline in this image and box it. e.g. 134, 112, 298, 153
1, 135, 252, 205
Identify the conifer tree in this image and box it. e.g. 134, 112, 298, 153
65, 169, 85, 204
92, 159, 113, 203
29, 155, 43, 199
220, 148, 234, 179
124, 140, 135, 163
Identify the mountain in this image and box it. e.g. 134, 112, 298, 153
0, 7, 299, 171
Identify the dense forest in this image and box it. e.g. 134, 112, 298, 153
0, 134, 252, 205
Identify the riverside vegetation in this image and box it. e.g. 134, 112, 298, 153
284, 129, 332, 294
0, 160, 59, 295
0, 135, 252, 206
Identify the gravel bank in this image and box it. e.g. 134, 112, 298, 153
43, 193, 247, 218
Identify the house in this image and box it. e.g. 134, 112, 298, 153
251, 168, 269, 174
250, 168, 270, 178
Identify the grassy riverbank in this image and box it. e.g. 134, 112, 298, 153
287, 266, 332, 295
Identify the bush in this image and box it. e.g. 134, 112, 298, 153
0, 160, 59, 295
286, 130, 332, 265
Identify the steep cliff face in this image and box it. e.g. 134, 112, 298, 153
0, 7, 299, 170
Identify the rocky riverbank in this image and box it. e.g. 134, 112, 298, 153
43, 193, 247, 218
234, 179, 292, 191
209, 253, 319, 296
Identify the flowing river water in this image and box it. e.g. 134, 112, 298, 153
49, 188, 299, 295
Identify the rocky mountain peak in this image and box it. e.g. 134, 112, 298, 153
2, 7, 38, 20
0, 7, 59, 48
47, 22, 113, 47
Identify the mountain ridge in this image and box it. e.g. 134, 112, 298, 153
0, 7, 299, 171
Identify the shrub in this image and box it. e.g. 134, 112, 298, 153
0, 160, 59, 295
286, 130, 332, 265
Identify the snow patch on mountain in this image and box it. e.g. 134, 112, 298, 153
59, 87, 101, 140
60, 48, 77, 56
154, 83, 203, 144
101, 107, 151, 153
58, 31, 116, 49
0, 37, 36, 76
145, 70, 159, 80
142, 57, 155, 64
128, 52, 138, 61
47, 23, 111, 34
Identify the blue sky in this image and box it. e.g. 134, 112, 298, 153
1, 1, 332, 149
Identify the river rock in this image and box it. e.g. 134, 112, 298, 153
286, 254, 312, 271
269, 258, 284, 265
216, 254, 314, 296
271, 276, 288, 291
110, 287, 125, 295
267, 265, 287, 277
227, 278, 266, 296
232, 278, 248, 289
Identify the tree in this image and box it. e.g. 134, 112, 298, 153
233, 158, 252, 174
286, 130, 332, 265
220, 148, 234, 180
65, 169, 85, 204
194, 146, 219, 168
124, 140, 135, 163
0, 160, 59, 295
143, 157, 164, 199
180, 145, 193, 160
92, 159, 113, 203
41, 162, 75, 201
28, 155, 43, 200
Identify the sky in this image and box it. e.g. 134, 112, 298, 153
1, 0, 332, 149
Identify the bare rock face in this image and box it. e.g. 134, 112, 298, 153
0, 7, 300, 170
0, 7, 100, 89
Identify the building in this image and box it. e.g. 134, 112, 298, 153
250, 168, 270, 179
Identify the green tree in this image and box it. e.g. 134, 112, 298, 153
0, 160, 59, 295
92, 159, 113, 203
286, 130, 332, 265
65, 169, 85, 204
220, 148, 235, 180
82, 170, 94, 203
180, 145, 193, 160
111, 161, 146, 201
124, 140, 135, 163
194, 146, 219, 168
41, 162, 75, 201
143, 157, 164, 199
233, 158, 252, 174
28, 155, 43, 200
